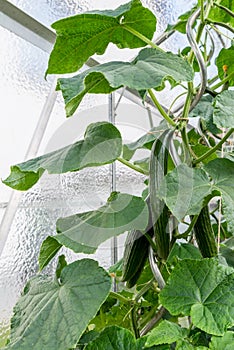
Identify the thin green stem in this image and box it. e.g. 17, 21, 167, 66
211, 72, 234, 90
209, 23, 234, 41
214, 2, 234, 17
130, 305, 140, 338
168, 91, 187, 115
140, 306, 167, 336
109, 291, 130, 304
117, 157, 149, 175
145, 232, 157, 253
175, 215, 199, 239
182, 82, 194, 120
208, 74, 219, 85
180, 126, 197, 163
200, 0, 205, 22
148, 89, 176, 127
207, 20, 234, 34
134, 278, 155, 302
193, 128, 234, 164
122, 25, 164, 51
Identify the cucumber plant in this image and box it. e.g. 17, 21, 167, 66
2, 0, 234, 349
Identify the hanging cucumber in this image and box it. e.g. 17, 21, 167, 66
193, 205, 218, 257
149, 129, 174, 261
122, 197, 153, 288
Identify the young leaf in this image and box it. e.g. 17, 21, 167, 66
145, 320, 188, 347
158, 164, 212, 221
57, 48, 194, 116
47, 0, 156, 74
209, 331, 234, 349
6, 259, 111, 350
55, 192, 148, 254
205, 158, 234, 232
159, 258, 234, 336
216, 46, 234, 86
213, 90, 234, 128
39, 236, 62, 271
3, 122, 122, 190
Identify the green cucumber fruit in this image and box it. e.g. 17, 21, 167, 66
193, 205, 218, 257
122, 197, 153, 288
149, 129, 174, 261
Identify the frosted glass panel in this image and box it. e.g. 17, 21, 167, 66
0, 26, 54, 203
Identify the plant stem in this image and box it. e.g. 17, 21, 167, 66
117, 157, 149, 175
145, 232, 157, 253
134, 278, 155, 303
180, 126, 197, 163
211, 72, 234, 91
207, 20, 234, 34
140, 306, 167, 336
193, 128, 234, 164
214, 2, 234, 17
122, 25, 164, 51
109, 291, 130, 304
175, 215, 199, 239
130, 305, 140, 338
200, 0, 205, 22
148, 89, 176, 127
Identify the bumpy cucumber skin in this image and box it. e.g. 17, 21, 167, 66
150, 129, 173, 261
193, 205, 218, 258
122, 227, 154, 288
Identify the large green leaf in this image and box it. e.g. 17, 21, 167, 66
47, 0, 156, 74
213, 90, 234, 128
57, 48, 194, 116
54, 192, 148, 254
85, 325, 167, 350
3, 122, 122, 190
159, 258, 234, 336
209, 331, 234, 349
158, 164, 212, 220
216, 46, 234, 87
205, 158, 234, 232
6, 259, 111, 350
145, 320, 188, 347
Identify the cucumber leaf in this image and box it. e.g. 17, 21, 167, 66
213, 90, 234, 128
209, 331, 234, 349
145, 320, 188, 347
3, 122, 122, 190
159, 258, 234, 336
5, 259, 111, 350
205, 158, 234, 232
216, 46, 234, 87
57, 48, 194, 116
85, 325, 167, 349
189, 95, 221, 134
208, 1, 234, 27
55, 192, 148, 253
47, 0, 156, 74
158, 164, 212, 220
